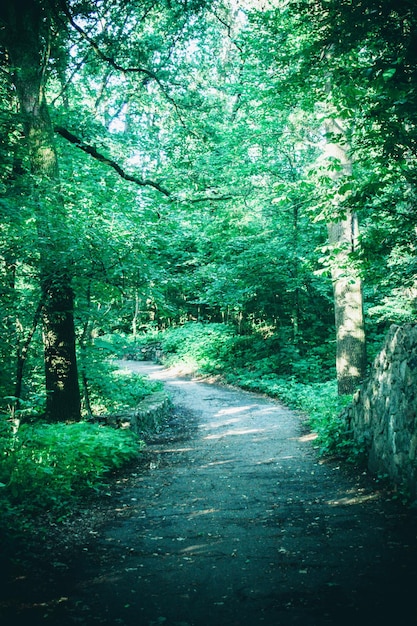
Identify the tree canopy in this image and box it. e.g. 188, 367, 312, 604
0, 0, 416, 420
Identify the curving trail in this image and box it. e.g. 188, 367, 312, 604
5, 361, 417, 626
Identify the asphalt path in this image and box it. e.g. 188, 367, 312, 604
3, 361, 417, 626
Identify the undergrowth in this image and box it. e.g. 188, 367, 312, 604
0, 358, 159, 537
0, 421, 143, 536
84, 358, 162, 415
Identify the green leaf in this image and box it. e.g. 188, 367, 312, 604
382, 67, 397, 81
337, 182, 353, 196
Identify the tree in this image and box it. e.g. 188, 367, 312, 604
234, 2, 383, 391
319, 0, 417, 332
0, 0, 81, 421
2, 0, 415, 411
322, 116, 366, 394
0, 0, 213, 418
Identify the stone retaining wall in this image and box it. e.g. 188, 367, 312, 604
133, 391, 172, 434
105, 391, 172, 436
344, 324, 417, 499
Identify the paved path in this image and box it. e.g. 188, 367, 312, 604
5, 362, 417, 625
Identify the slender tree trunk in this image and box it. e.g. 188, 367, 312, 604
327, 214, 367, 394
14, 298, 44, 417
324, 118, 366, 395
292, 203, 300, 345
132, 291, 140, 338
3, 1, 81, 421
78, 283, 94, 419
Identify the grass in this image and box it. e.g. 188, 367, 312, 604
0, 357, 160, 536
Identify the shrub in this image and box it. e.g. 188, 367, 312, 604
275, 379, 355, 457
85, 360, 162, 415
159, 323, 235, 372
0, 421, 143, 525
143, 322, 335, 383
78, 339, 162, 417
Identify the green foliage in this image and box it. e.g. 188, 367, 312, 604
147, 322, 335, 382
0, 337, 161, 420
159, 323, 235, 372
92, 334, 135, 358
0, 0, 416, 481
0, 420, 143, 528
81, 344, 162, 416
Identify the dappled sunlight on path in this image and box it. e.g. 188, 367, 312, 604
73, 361, 415, 626
5, 360, 416, 626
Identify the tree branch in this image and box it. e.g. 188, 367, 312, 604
61, 2, 181, 110
61, 3, 158, 80
55, 126, 171, 197
189, 194, 234, 203
59, 2, 200, 139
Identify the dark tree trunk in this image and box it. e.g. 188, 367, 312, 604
42, 281, 81, 421
1, 0, 81, 421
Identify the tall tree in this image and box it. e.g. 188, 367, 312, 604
0, 0, 212, 418
235, 2, 369, 391
319, 0, 417, 330
0, 0, 81, 421
323, 116, 366, 394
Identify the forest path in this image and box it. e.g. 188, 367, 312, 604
5, 361, 417, 626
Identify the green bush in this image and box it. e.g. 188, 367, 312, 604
93, 332, 162, 361
270, 379, 355, 457
85, 360, 162, 415
78, 339, 162, 417
159, 323, 235, 372
0, 421, 143, 524
145, 322, 335, 383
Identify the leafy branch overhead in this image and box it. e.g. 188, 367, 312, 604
54, 127, 235, 203
55, 126, 171, 196
62, 3, 161, 80
61, 0, 186, 112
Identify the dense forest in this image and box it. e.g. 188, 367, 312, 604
1, 0, 417, 522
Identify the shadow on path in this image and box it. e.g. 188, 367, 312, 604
2, 361, 417, 626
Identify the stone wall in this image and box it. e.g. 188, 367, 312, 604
104, 391, 172, 436
131, 391, 172, 435
344, 324, 417, 499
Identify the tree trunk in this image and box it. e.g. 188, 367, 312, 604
14, 298, 43, 418
42, 280, 81, 421
324, 118, 367, 395
2, 0, 81, 421
327, 215, 367, 395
